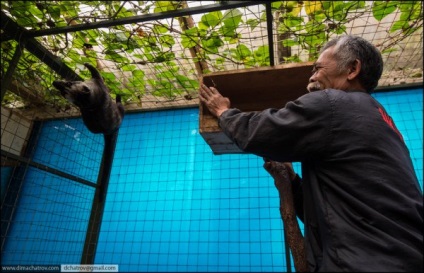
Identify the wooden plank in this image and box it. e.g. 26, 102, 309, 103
199, 62, 314, 154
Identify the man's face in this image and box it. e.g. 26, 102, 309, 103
307, 46, 349, 92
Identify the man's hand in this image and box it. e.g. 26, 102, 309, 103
199, 84, 231, 118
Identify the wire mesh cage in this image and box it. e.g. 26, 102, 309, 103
1, 1, 422, 115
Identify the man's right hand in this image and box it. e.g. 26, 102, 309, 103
199, 84, 231, 118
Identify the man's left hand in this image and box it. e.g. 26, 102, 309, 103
199, 84, 231, 118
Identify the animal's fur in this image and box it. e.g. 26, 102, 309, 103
53, 63, 124, 135
53, 63, 125, 201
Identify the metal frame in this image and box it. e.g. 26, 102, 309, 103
1, 1, 276, 84
1, 11, 82, 81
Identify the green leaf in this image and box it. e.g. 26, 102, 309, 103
271, 2, 283, 10
382, 48, 398, 54
201, 11, 223, 28
127, 77, 145, 91
176, 75, 198, 89
158, 71, 174, 79
390, 20, 409, 33
201, 31, 224, 53
244, 58, 256, 68
305, 1, 322, 16
154, 1, 176, 13
283, 55, 301, 63
246, 19, 260, 31
144, 53, 155, 62
284, 15, 303, 28
82, 48, 97, 59
119, 88, 134, 96
46, 6, 61, 19
153, 24, 169, 34
334, 25, 346, 35
282, 39, 299, 47
28, 6, 44, 19
159, 35, 175, 47
181, 27, 199, 48
254, 45, 270, 65
254, 45, 269, 57
304, 32, 326, 47
322, 1, 332, 10
106, 43, 124, 51
67, 50, 82, 63
121, 64, 136, 71
132, 70, 145, 78
349, 1, 366, 10
314, 13, 327, 22
223, 9, 242, 28
215, 57, 225, 65
104, 50, 129, 63
398, 2, 422, 21
101, 72, 116, 81
305, 20, 325, 33
260, 11, 267, 22
86, 30, 99, 41
219, 25, 237, 38
372, 1, 398, 21
231, 44, 251, 60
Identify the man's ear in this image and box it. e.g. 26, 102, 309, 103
347, 59, 361, 80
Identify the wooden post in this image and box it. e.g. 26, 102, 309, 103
263, 161, 309, 272
177, 1, 209, 77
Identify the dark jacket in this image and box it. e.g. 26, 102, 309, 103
218, 89, 423, 272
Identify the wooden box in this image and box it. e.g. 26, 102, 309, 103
199, 62, 314, 155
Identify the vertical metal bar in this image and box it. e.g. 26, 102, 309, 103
81, 132, 119, 264
266, 2, 275, 66
284, 229, 293, 272
1, 42, 25, 101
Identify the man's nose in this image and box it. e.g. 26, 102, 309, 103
309, 67, 319, 82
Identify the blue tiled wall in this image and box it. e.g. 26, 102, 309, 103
1, 88, 422, 272
372, 89, 423, 183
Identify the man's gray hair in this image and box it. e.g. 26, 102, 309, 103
321, 35, 383, 92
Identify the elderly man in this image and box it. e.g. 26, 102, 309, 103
199, 35, 423, 272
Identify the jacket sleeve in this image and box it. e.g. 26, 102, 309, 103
218, 91, 333, 162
